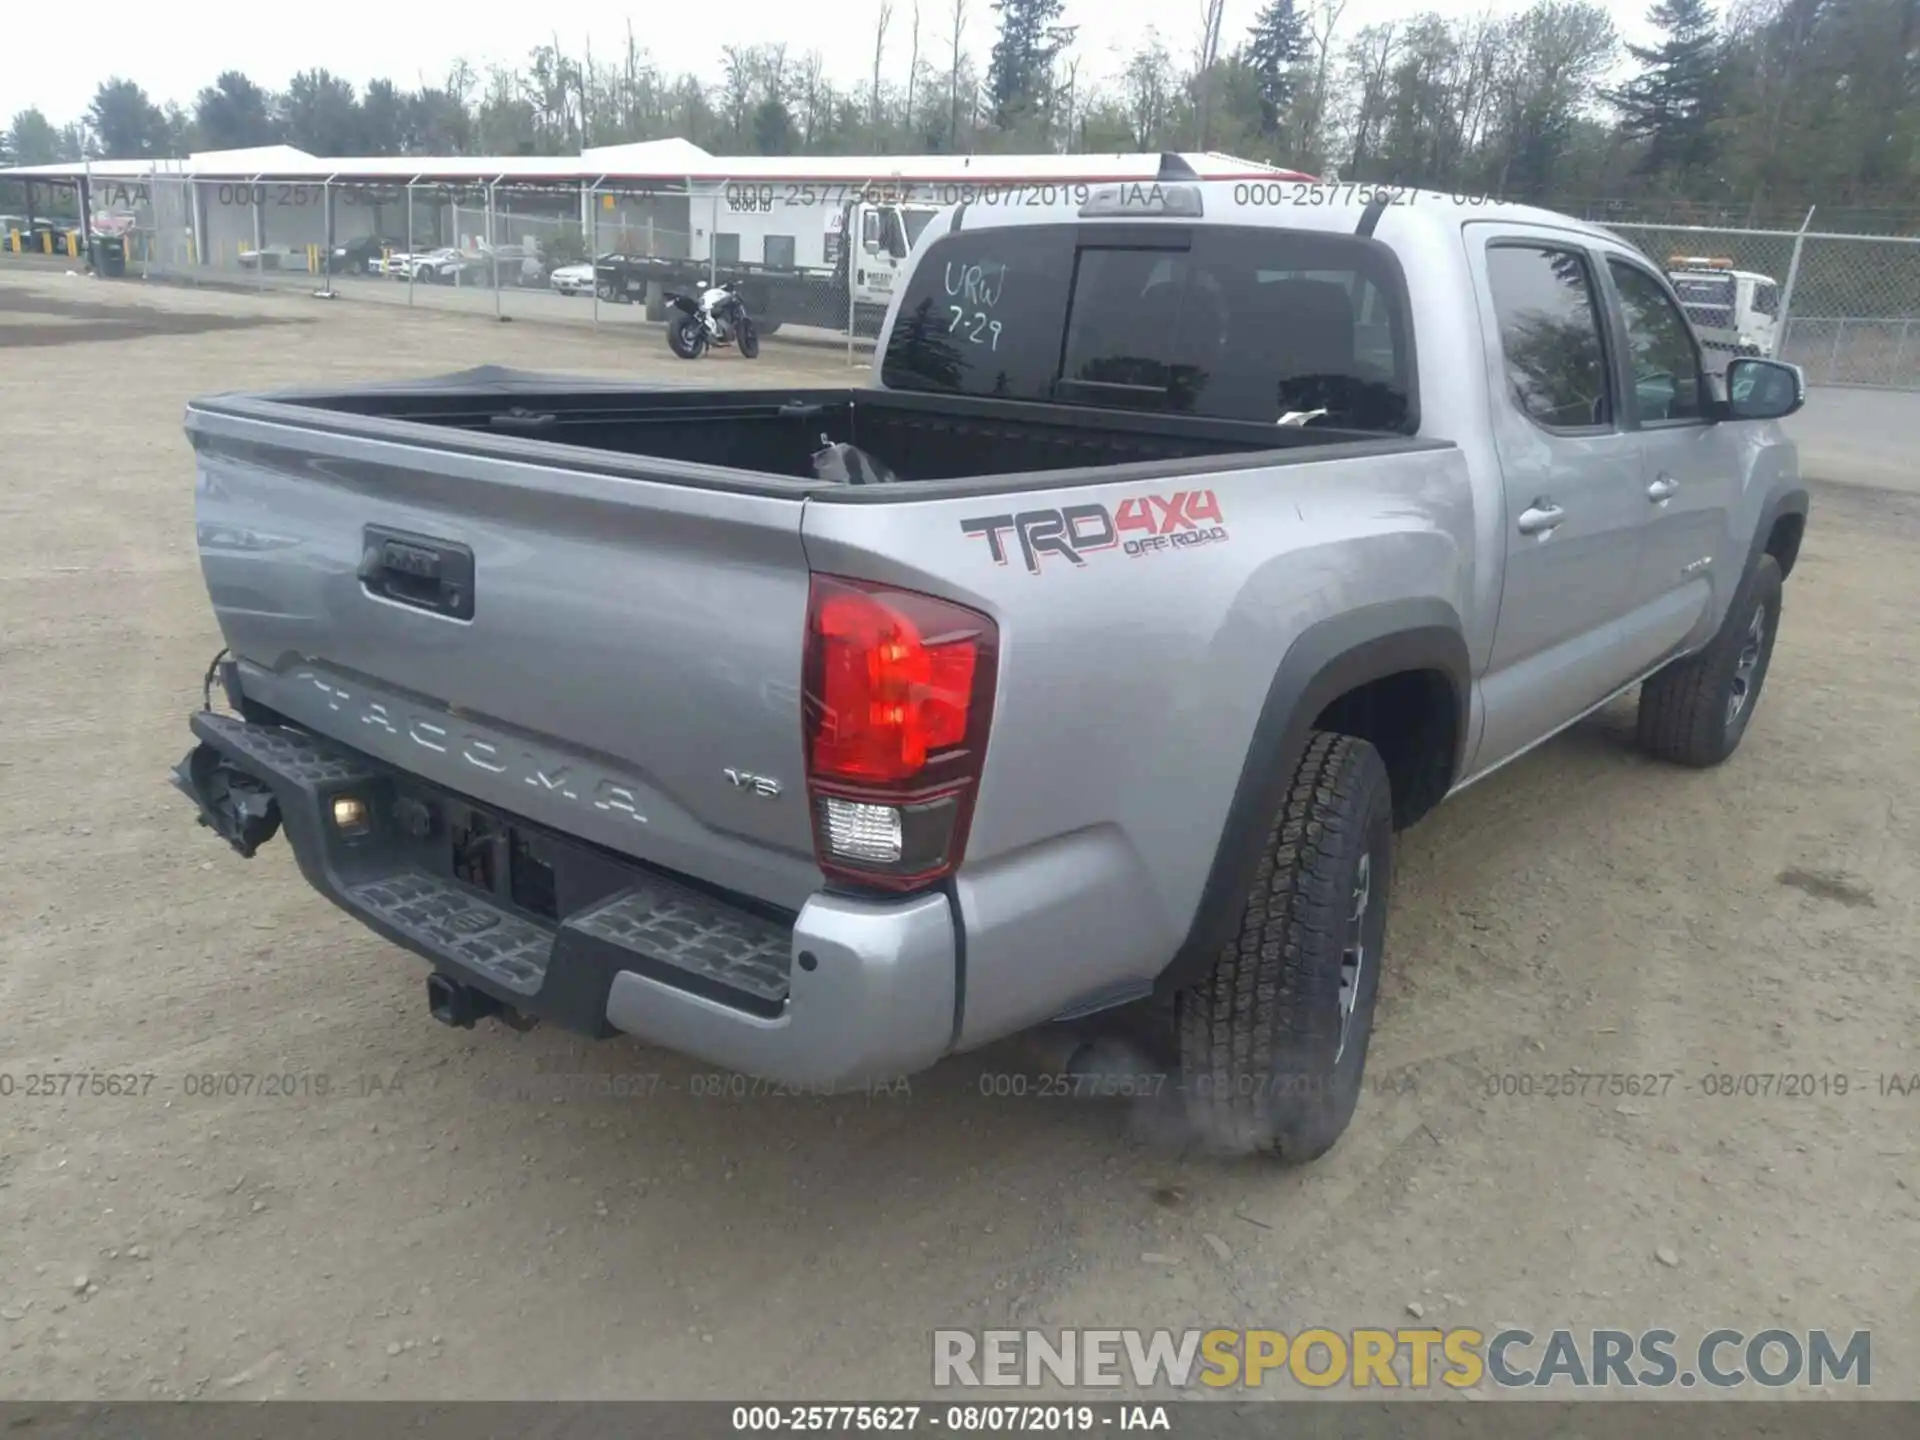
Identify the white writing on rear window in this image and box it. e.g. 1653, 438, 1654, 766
944, 260, 1007, 350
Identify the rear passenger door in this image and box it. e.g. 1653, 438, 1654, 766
1470, 232, 1649, 769
1600, 254, 1743, 652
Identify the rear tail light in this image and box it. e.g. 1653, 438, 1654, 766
802, 574, 998, 893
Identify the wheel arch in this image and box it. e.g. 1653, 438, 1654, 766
1155, 599, 1470, 997
1748, 486, 1810, 581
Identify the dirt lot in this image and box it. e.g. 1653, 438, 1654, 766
1, 271, 1915, 1401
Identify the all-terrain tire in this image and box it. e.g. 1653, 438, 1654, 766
1177, 731, 1394, 1162
1637, 555, 1783, 768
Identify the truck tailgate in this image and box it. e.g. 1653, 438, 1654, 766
187, 404, 824, 912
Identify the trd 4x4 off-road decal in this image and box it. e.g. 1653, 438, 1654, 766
960, 490, 1229, 574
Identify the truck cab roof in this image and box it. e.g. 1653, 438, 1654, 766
925, 182, 1628, 245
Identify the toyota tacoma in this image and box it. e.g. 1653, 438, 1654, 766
171, 171, 1810, 1161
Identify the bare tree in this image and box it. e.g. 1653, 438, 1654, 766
1344, 22, 1398, 174
623, 21, 641, 134
1298, 0, 1349, 166
581, 35, 594, 147
948, 0, 968, 149
796, 50, 827, 149
907, 1, 922, 138
720, 46, 757, 143
1453, 14, 1503, 163
1056, 54, 1081, 149
872, 0, 896, 145
764, 43, 791, 105
1122, 32, 1176, 150
1195, 0, 1228, 149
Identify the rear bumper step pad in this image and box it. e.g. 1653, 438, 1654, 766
180, 710, 796, 1032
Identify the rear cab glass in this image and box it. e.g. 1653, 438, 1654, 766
881, 222, 1418, 433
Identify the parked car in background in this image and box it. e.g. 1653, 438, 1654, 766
327, 235, 405, 275
4, 218, 83, 255
238, 244, 313, 272
390, 248, 469, 284
548, 261, 595, 296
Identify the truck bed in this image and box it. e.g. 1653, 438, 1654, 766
195, 367, 1417, 492
183, 365, 1452, 918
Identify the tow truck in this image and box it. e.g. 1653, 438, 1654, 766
1667, 255, 1780, 360
593, 195, 941, 337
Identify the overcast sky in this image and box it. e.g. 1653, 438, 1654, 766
5, 0, 1660, 133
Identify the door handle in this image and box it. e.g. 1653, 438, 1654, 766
1647, 474, 1680, 502
1516, 501, 1566, 536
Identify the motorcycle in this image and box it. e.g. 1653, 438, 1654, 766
665, 282, 761, 361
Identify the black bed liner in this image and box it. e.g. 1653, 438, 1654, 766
187, 367, 1454, 503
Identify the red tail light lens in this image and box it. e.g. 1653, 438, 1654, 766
803, 575, 997, 892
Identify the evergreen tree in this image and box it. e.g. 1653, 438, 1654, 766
986, 0, 1075, 129
360, 80, 407, 155
1246, 0, 1307, 136
1606, 0, 1721, 180
8, 108, 64, 166
194, 72, 278, 152
87, 79, 171, 158
279, 70, 363, 155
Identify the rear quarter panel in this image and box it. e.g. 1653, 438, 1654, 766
802, 445, 1477, 1049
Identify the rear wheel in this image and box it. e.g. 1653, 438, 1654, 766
1637, 555, 1782, 767
738, 317, 761, 359
667, 315, 706, 359
1176, 731, 1394, 1162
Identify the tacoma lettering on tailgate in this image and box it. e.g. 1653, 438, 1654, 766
960, 490, 1228, 574
294, 670, 650, 824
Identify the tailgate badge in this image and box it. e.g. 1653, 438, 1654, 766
723, 768, 783, 799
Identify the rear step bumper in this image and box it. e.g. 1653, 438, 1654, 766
174, 711, 958, 1089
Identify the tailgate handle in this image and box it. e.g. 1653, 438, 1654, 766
359, 526, 475, 621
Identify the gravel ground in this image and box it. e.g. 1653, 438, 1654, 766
1, 270, 1915, 1401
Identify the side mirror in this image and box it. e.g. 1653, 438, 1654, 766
1723, 357, 1806, 421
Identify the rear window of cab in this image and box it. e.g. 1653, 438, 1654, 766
880, 222, 1419, 433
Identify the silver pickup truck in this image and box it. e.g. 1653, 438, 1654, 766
172, 173, 1810, 1163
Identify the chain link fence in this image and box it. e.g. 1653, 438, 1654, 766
1609, 221, 1920, 389
115, 172, 901, 360
52, 178, 1920, 388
